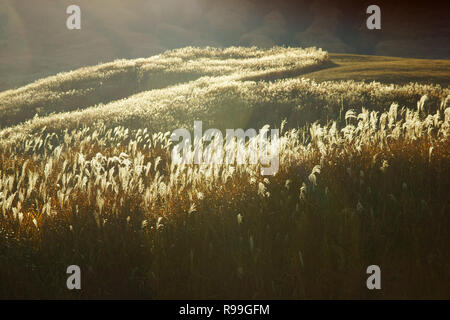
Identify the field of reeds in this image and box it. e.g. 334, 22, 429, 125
0, 47, 449, 299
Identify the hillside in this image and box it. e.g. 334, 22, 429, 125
1, 1, 449, 92
0, 46, 449, 299
0, 47, 448, 135
0, 47, 329, 129
304, 54, 450, 86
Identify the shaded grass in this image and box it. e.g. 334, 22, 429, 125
0, 127, 448, 299
303, 54, 450, 86
0, 104, 449, 299
0, 46, 449, 300
0, 47, 328, 129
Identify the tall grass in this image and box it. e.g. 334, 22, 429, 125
0, 103, 448, 298
0, 46, 449, 299
1, 74, 447, 143
0, 47, 329, 128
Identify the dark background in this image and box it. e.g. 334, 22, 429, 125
0, 0, 448, 91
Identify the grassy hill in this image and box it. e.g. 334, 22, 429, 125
304, 53, 450, 86
0, 47, 329, 129
0, 47, 448, 137
1, 0, 449, 93
0, 47, 449, 299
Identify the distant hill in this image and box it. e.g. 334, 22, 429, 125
0, 0, 448, 91
0, 47, 448, 144
0, 46, 330, 129
304, 54, 450, 86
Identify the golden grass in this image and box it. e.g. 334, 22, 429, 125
0, 47, 449, 299
0, 46, 328, 128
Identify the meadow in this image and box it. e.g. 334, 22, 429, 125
0, 47, 449, 299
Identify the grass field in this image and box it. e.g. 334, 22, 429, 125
304, 54, 450, 86
0, 47, 449, 299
